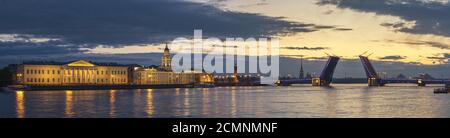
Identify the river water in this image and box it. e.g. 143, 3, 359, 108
1, 84, 449, 118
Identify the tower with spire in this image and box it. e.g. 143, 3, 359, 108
161, 43, 172, 71
299, 57, 304, 79
233, 64, 239, 84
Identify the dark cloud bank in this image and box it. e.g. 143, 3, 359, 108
0, 0, 336, 65
317, 0, 450, 37
0, 0, 318, 46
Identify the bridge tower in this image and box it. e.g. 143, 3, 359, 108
312, 56, 340, 86
359, 56, 385, 86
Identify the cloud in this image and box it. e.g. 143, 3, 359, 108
379, 55, 407, 60
380, 22, 407, 29
0, 0, 342, 67
427, 53, 450, 63
283, 46, 330, 51
333, 28, 353, 31
317, 0, 450, 37
0, 41, 85, 56
384, 39, 450, 50
0, 0, 319, 46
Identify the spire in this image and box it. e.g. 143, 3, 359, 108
299, 57, 304, 79
161, 43, 172, 71
164, 43, 169, 51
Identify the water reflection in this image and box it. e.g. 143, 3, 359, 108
65, 91, 75, 118
146, 89, 154, 117
183, 89, 190, 117
326, 92, 337, 118
109, 90, 116, 118
230, 88, 237, 118
15, 91, 25, 118
2, 85, 449, 118
202, 88, 209, 116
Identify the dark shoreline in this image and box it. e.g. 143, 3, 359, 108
3, 84, 197, 91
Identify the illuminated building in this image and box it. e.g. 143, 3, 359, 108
132, 44, 214, 85
14, 60, 129, 85
13, 44, 214, 87
160, 44, 172, 71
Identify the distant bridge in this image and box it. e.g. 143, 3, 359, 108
359, 56, 450, 86
277, 56, 340, 86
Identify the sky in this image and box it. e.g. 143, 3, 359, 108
0, 0, 449, 78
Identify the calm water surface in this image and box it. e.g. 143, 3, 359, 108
1, 84, 449, 118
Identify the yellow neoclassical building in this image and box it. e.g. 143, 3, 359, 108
132, 44, 214, 85
13, 44, 214, 87
132, 67, 214, 85
15, 60, 129, 86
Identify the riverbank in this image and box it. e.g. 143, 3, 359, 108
1, 84, 200, 91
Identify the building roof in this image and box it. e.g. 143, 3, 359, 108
22, 60, 130, 67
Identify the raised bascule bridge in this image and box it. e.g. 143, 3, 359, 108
276, 56, 340, 86
359, 56, 450, 86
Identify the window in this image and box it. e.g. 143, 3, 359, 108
26, 70, 29, 74
58, 70, 60, 74
47, 70, 50, 74
52, 70, 55, 74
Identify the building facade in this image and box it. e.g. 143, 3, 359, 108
15, 60, 129, 86
160, 44, 172, 71
13, 44, 214, 86
132, 44, 214, 85
132, 68, 213, 85
133, 67, 193, 85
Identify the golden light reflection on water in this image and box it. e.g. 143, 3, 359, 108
326, 92, 337, 118
109, 90, 116, 118
202, 88, 209, 115
15, 91, 25, 118
146, 89, 154, 117
65, 91, 75, 118
230, 88, 237, 118
183, 89, 190, 116
175, 88, 180, 96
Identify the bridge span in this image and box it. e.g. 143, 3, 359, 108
277, 56, 340, 86
359, 56, 450, 86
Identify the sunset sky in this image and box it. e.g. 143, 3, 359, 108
0, 0, 449, 77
